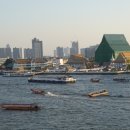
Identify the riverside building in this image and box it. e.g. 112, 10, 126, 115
95, 34, 130, 65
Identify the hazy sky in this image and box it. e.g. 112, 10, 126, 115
0, 0, 130, 55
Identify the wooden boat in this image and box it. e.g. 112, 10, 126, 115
28, 75, 76, 84
90, 78, 100, 83
0, 104, 40, 111
88, 89, 109, 97
31, 88, 46, 95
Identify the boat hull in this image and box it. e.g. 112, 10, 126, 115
113, 78, 129, 82
28, 79, 76, 83
31, 88, 46, 95
90, 78, 100, 83
88, 90, 109, 97
88, 92, 109, 97
0, 104, 40, 111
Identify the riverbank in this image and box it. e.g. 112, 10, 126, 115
37, 71, 130, 75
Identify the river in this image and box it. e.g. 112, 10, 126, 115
0, 74, 130, 130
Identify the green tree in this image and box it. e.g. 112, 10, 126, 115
2, 58, 15, 70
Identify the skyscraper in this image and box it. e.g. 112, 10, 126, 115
70, 41, 79, 55
63, 47, 70, 57
85, 44, 98, 59
80, 48, 86, 57
13, 47, 22, 59
0, 44, 12, 58
0, 48, 6, 58
5, 44, 12, 58
32, 38, 43, 59
54, 50, 57, 57
24, 48, 32, 59
56, 47, 64, 58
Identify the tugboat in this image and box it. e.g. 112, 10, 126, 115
28, 75, 76, 84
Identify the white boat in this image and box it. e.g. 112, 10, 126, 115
28, 75, 76, 83
88, 89, 109, 97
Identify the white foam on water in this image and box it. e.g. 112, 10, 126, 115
45, 92, 70, 98
46, 92, 59, 97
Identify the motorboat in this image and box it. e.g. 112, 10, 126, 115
31, 88, 46, 95
28, 75, 76, 83
90, 78, 100, 83
113, 77, 129, 82
88, 89, 109, 97
0, 103, 40, 111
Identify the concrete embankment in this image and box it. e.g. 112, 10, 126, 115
35, 71, 130, 75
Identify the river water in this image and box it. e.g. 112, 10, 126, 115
0, 74, 130, 130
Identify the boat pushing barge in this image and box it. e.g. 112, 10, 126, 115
28, 75, 76, 83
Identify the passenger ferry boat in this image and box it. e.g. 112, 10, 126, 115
28, 75, 76, 83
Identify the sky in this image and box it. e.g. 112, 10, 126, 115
0, 0, 130, 56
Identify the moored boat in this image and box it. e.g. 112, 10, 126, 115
28, 75, 76, 83
88, 89, 109, 97
0, 103, 40, 111
113, 77, 129, 82
3, 72, 34, 77
90, 78, 100, 83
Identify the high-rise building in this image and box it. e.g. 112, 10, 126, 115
63, 47, 70, 57
24, 48, 32, 59
5, 44, 12, 58
70, 41, 79, 55
0, 44, 12, 58
32, 38, 43, 59
54, 50, 57, 57
56, 47, 64, 58
0, 48, 6, 58
85, 44, 98, 59
80, 48, 86, 57
13, 47, 22, 59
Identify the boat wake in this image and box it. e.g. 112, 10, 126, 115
45, 92, 70, 98
46, 92, 59, 97
109, 95, 130, 98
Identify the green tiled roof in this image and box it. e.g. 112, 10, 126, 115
103, 34, 130, 51
95, 34, 130, 65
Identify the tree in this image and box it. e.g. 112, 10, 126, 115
2, 58, 15, 70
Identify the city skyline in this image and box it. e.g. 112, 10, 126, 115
0, 0, 130, 55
